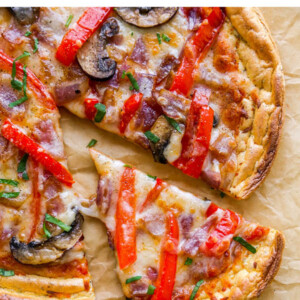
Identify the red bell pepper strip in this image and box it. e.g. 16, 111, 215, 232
115, 166, 137, 270
244, 225, 270, 242
170, 7, 225, 96
173, 89, 214, 178
84, 98, 99, 120
1, 119, 74, 187
119, 93, 143, 134
139, 178, 167, 212
201, 203, 240, 257
56, 7, 112, 66
0, 50, 57, 110
152, 211, 179, 300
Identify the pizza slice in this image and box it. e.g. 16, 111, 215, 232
89, 148, 284, 299
0, 51, 94, 299
0, 7, 284, 200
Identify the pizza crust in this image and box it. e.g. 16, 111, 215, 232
225, 7, 285, 199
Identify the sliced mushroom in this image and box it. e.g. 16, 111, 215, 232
149, 115, 173, 164
9, 7, 40, 25
115, 7, 178, 28
77, 18, 119, 80
10, 212, 83, 265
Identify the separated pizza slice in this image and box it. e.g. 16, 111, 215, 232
0, 51, 94, 299
89, 148, 284, 300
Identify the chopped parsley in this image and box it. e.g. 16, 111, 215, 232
94, 103, 106, 123
65, 14, 74, 28
45, 214, 72, 232
144, 131, 160, 144
184, 257, 193, 266
131, 32, 134, 36
190, 280, 204, 300
33, 37, 39, 53
0, 179, 19, 187
147, 284, 156, 295
10, 51, 30, 92
220, 191, 225, 198
125, 275, 142, 284
162, 33, 171, 42
164, 115, 182, 133
0, 268, 14, 277
87, 139, 97, 148
233, 236, 257, 254
156, 33, 162, 45
25, 31, 32, 37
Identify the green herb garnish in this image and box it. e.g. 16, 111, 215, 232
220, 192, 225, 198
94, 103, 106, 123
65, 14, 74, 28
156, 33, 162, 45
87, 139, 97, 148
25, 31, 32, 37
162, 33, 171, 42
125, 275, 142, 284
164, 115, 182, 133
0, 179, 19, 187
233, 236, 257, 254
10, 51, 30, 91
45, 214, 72, 232
190, 280, 204, 300
125, 72, 139, 91
144, 131, 160, 144
184, 257, 193, 266
124, 164, 132, 168
43, 222, 51, 239
0, 268, 14, 277
0, 192, 20, 198
131, 32, 134, 36
17, 153, 29, 180
147, 174, 157, 180
33, 38, 39, 53
147, 284, 156, 295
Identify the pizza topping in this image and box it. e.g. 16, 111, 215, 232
164, 115, 182, 133
156, 55, 179, 86
190, 279, 204, 300
54, 77, 89, 105
17, 153, 29, 180
10, 212, 83, 265
96, 176, 113, 215
87, 139, 97, 148
157, 33, 162, 45
144, 130, 160, 144
1, 119, 74, 186
25, 31, 32, 37
151, 211, 179, 300
147, 284, 156, 295
126, 275, 142, 284
130, 37, 149, 66
45, 213, 72, 233
173, 90, 214, 178
95, 103, 106, 122
147, 115, 173, 163
244, 225, 270, 242
0, 179, 19, 187
115, 166, 137, 270
185, 257, 193, 265
170, 7, 225, 96
56, 7, 112, 66
0, 192, 19, 199
9, 7, 40, 25
119, 93, 143, 134
0, 268, 14, 277
139, 178, 167, 212
122, 71, 140, 91
77, 17, 119, 80
10, 51, 30, 92
115, 7, 178, 28
233, 236, 257, 254
65, 14, 74, 28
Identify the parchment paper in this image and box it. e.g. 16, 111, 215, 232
60, 8, 300, 299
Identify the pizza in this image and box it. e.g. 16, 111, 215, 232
0, 40, 94, 299
0, 6, 285, 300
89, 149, 284, 300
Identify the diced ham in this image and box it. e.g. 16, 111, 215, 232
155, 89, 191, 122
32, 119, 64, 159
96, 176, 112, 215
130, 38, 149, 66
179, 214, 194, 238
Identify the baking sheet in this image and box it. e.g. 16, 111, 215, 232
60, 7, 300, 299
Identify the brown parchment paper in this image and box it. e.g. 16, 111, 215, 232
60, 7, 300, 299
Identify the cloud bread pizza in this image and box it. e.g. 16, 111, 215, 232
89, 149, 284, 300
0, 7, 284, 200
0, 50, 94, 298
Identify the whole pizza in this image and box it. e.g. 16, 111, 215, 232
0, 6, 284, 300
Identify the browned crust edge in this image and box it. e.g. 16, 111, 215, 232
226, 7, 285, 200
250, 231, 285, 298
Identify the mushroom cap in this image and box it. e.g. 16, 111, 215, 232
9, 7, 40, 25
115, 7, 178, 28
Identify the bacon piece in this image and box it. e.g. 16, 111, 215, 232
0, 84, 25, 117
210, 133, 237, 163
156, 55, 179, 86
130, 37, 149, 66
96, 176, 112, 215
147, 266, 158, 281
136, 73, 155, 99
179, 214, 194, 238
